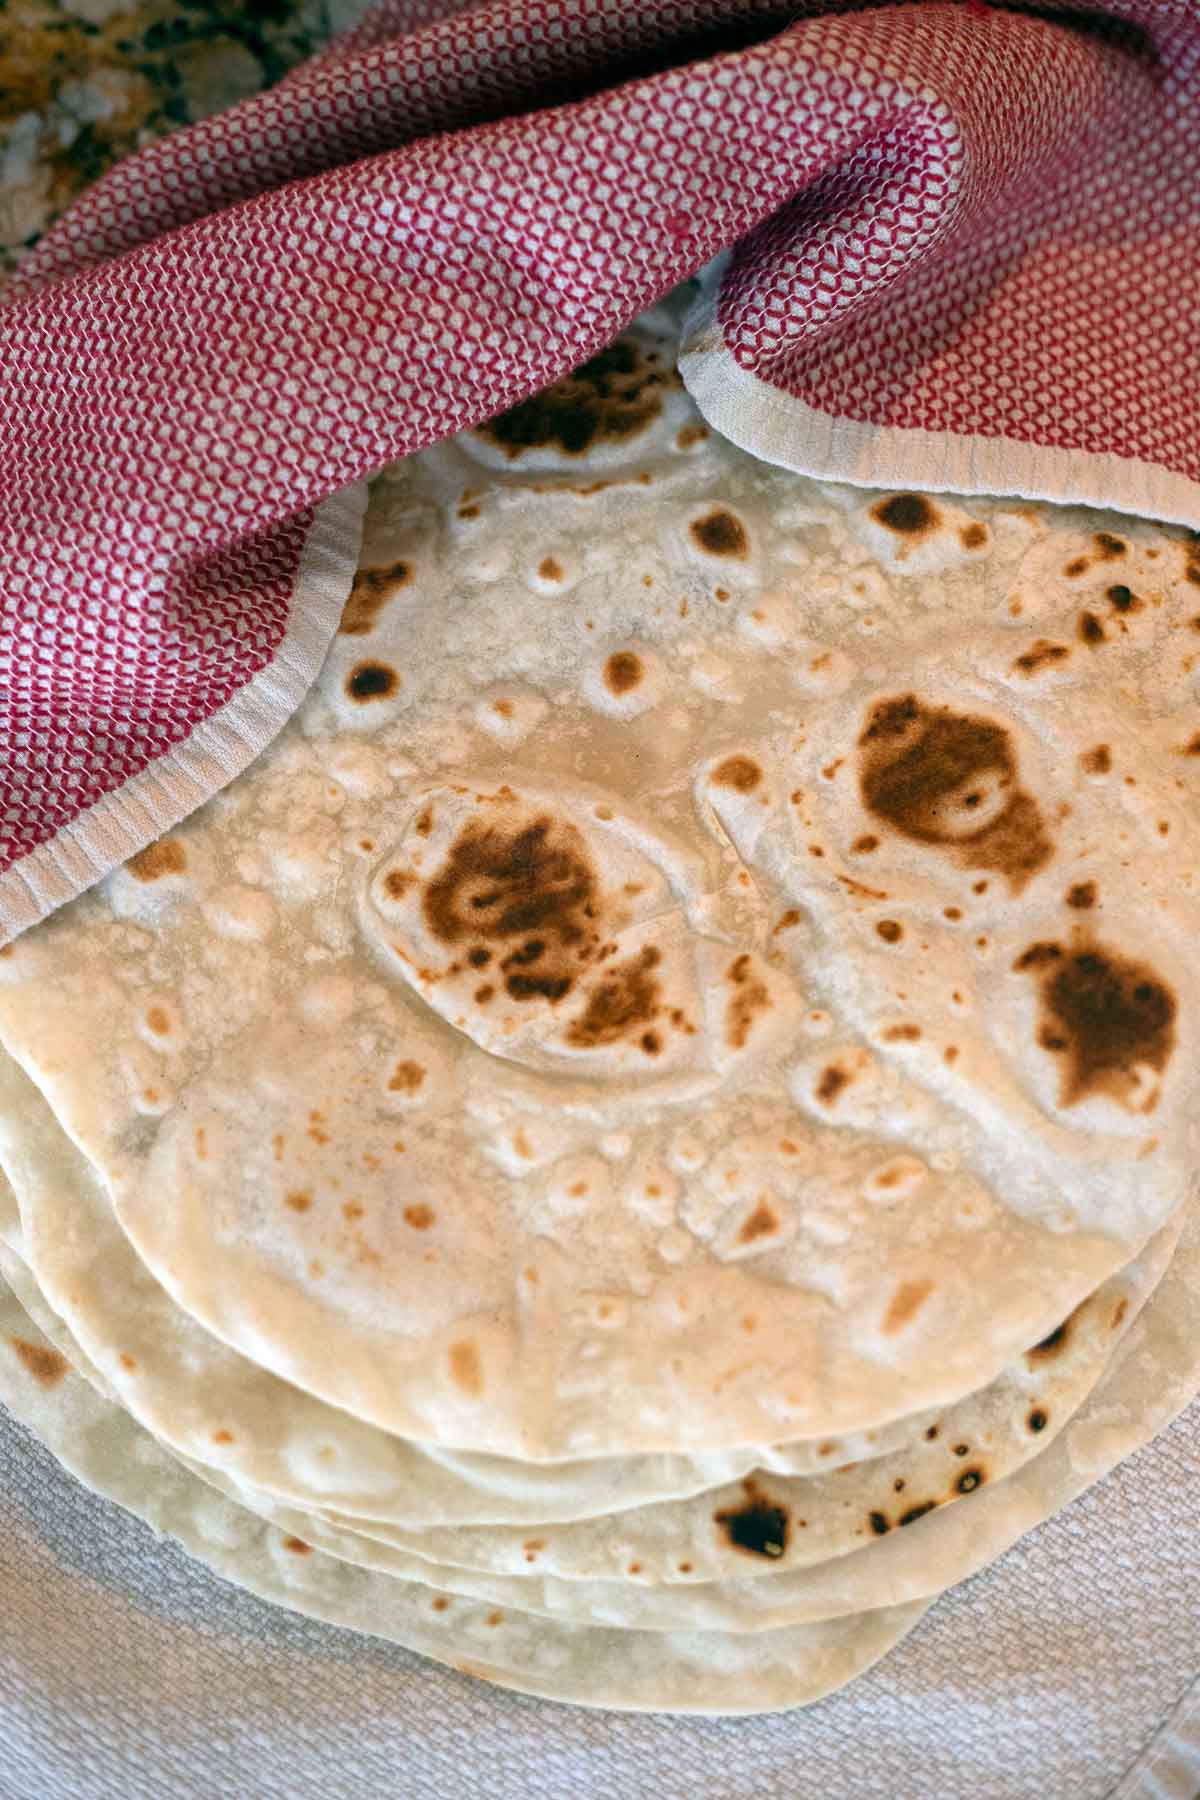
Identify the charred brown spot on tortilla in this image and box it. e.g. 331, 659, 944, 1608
858, 694, 1053, 892
127, 838, 186, 882
145, 1006, 171, 1036
676, 422, 708, 449
690, 508, 748, 558
1014, 639, 1070, 676
537, 556, 563, 582
852, 833, 879, 854
725, 953, 770, 1050
384, 869, 415, 900
925, 1425, 940, 1441
881, 1023, 921, 1043
869, 1512, 890, 1535
899, 1501, 938, 1527
431, 1596, 450, 1612
871, 493, 939, 538
211, 1428, 234, 1445
1080, 744, 1112, 776
816, 1063, 849, 1105
342, 1201, 365, 1221
1027, 1407, 1048, 1433
1026, 1299, 1086, 1362
388, 1060, 426, 1094
876, 919, 903, 944
1078, 611, 1107, 646
340, 560, 410, 636
1107, 583, 1141, 613
284, 1190, 312, 1214
882, 1278, 933, 1335
773, 908, 802, 935
449, 1340, 483, 1398
1094, 532, 1127, 561
711, 754, 761, 793
424, 814, 602, 1006
714, 1493, 790, 1558
1014, 937, 1176, 1110
479, 339, 671, 458
567, 944, 662, 1048
282, 1536, 312, 1555
467, 947, 492, 968
1066, 881, 1097, 910
737, 1199, 780, 1246
9, 1338, 69, 1388
403, 1203, 434, 1230
345, 661, 399, 703
604, 651, 643, 695
956, 1467, 985, 1494
1064, 556, 1090, 577
960, 522, 988, 550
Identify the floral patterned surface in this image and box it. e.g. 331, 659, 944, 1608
0, 0, 366, 281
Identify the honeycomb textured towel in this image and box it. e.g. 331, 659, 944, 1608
2, 0, 1198, 941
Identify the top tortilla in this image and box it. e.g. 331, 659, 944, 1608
1, 309, 1198, 1457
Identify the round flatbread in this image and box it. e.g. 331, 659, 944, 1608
2, 314, 1199, 1457
0, 1276, 925, 1715
0, 1052, 948, 1529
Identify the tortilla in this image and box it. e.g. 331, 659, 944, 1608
0, 1129, 1172, 1635
0, 1053, 952, 1530
3, 315, 1199, 1458
0, 1275, 926, 1715
0, 1200, 1194, 1678
239, 1210, 1181, 1593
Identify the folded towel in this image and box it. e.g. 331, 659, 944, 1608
2, 0, 1196, 941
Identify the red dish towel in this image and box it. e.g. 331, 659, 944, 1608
1, 0, 1197, 943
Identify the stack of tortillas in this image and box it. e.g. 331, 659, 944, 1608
2, 303, 1198, 1715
